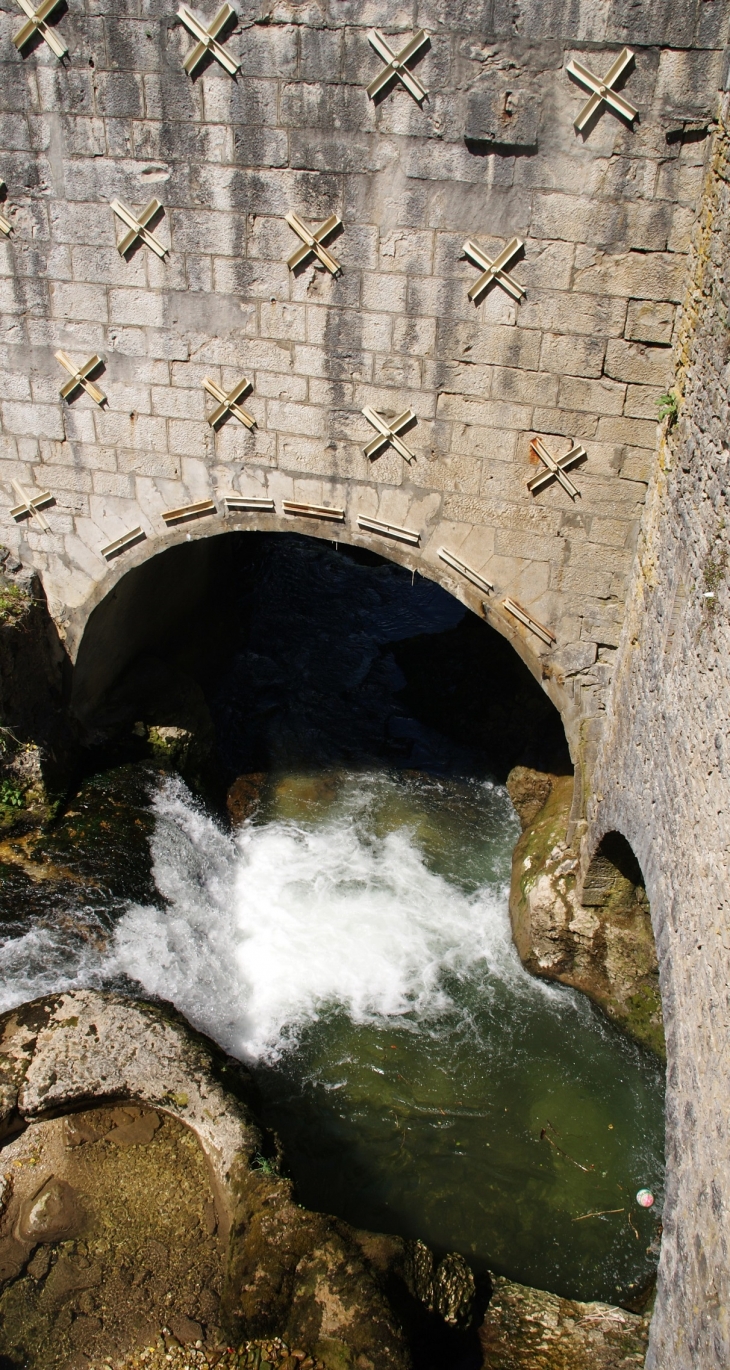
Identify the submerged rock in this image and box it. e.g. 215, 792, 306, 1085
506, 768, 664, 1058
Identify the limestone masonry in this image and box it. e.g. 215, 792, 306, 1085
0, 0, 726, 788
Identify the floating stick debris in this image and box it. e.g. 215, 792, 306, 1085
10, 479, 53, 531
573, 1208, 625, 1222
357, 514, 420, 546
285, 212, 342, 275
55, 350, 106, 405
177, 2, 239, 77
203, 376, 256, 429
161, 499, 217, 525
111, 198, 167, 259
463, 236, 525, 302
100, 527, 145, 560
282, 501, 344, 522
366, 29, 429, 103
13, 0, 67, 58
504, 598, 556, 646
567, 48, 637, 132
224, 495, 275, 512
438, 547, 493, 595
540, 1126, 594, 1172
528, 434, 586, 500
362, 407, 416, 464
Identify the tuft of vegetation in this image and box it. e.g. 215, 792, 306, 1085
0, 581, 30, 623
251, 1152, 278, 1177
657, 389, 679, 426
0, 778, 24, 809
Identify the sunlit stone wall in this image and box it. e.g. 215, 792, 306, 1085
0, 0, 726, 783
584, 99, 730, 1370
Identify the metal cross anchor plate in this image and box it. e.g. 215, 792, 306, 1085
527, 434, 586, 500
111, 199, 167, 259
203, 376, 256, 429
178, 3, 239, 77
463, 237, 525, 303
55, 351, 106, 406
13, 0, 67, 59
362, 407, 416, 464
567, 48, 637, 132
285, 212, 342, 275
10, 479, 53, 532
366, 29, 429, 103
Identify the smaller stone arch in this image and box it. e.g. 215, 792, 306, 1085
579, 831, 664, 1056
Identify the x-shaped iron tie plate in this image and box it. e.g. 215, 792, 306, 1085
463, 236, 525, 303
10, 480, 53, 531
13, 0, 67, 59
55, 351, 106, 406
362, 407, 416, 464
567, 48, 637, 132
178, 3, 239, 77
286, 212, 342, 275
366, 29, 429, 103
528, 435, 586, 500
111, 198, 167, 259
203, 376, 256, 429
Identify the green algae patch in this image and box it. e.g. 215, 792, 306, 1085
30, 765, 158, 906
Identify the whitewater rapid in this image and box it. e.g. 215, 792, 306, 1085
108, 775, 535, 1060
0, 772, 548, 1061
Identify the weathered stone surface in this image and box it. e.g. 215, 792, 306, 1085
0, 993, 477, 1369
583, 101, 730, 1370
479, 1274, 650, 1369
465, 83, 539, 149
0, 990, 260, 1200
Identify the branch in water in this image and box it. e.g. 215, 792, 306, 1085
540, 1127, 595, 1172
573, 1207, 625, 1221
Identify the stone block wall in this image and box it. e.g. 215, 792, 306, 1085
0, 0, 726, 771
584, 97, 730, 1369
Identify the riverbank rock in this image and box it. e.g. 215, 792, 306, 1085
506, 769, 664, 1057
0, 992, 473, 1370
0, 559, 67, 831
479, 1274, 650, 1368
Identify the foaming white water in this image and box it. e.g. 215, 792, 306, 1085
107, 775, 534, 1061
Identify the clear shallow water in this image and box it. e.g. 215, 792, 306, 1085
0, 766, 664, 1303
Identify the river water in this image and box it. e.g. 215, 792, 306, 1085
0, 535, 664, 1307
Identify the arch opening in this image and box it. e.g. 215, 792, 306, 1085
578, 830, 664, 1058
70, 528, 572, 792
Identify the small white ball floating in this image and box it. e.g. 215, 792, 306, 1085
636, 1188, 655, 1208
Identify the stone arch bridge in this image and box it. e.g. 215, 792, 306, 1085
1, 0, 730, 1364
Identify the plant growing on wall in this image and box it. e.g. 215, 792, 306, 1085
657, 389, 679, 426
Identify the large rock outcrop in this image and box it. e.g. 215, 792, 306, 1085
507, 767, 663, 1056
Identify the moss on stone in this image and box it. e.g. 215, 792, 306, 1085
508, 769, 665, 1059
